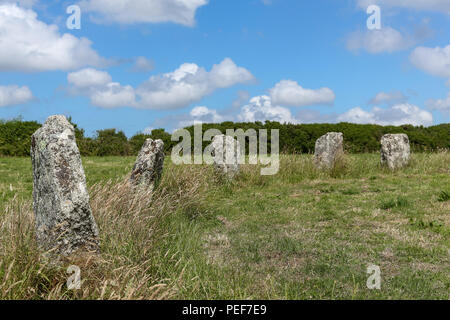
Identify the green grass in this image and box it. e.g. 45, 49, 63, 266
379, 196, 410, 210
0, 152, 449, 299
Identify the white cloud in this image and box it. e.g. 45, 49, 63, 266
410, 45, 450, 78
67, 68, 112, 88
346, 27, 413, 54
369, 91, 408, 105
0, 0, 35, 7
90, 83, 136, 109
269, 80, 335, 107
159, 95, 297, 130
68, 58, 254, 109
337, 103, 433, 126
357, 0, 450, 14
130, 57, 155, 72
0, 85, 34, 107
237, 95, 298, 124
190, 106, 223, 122
178, 106, 224, 127
426, 93, 450, 116
68, 68, 135, 108
0, 3, 104, 72
136, 58, 254, 109
79, 0, 208, 26
149, 95, 436, 132
337, 107, 375, 124
208, 58, 256, 89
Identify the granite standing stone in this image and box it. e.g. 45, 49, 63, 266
313, 132, 344, 169
129, 139, 165, 191
380, 134, 410, 170
211, 135, 240, 179
31, 115, 99, 257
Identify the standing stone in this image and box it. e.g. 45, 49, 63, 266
313, 132, 344, 170
130, 139, 165, 191
31, 115, 99, 257
380, 134, 410, 170
211, 135, 240, 179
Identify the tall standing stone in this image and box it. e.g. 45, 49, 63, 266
130, 139, 165, 191
313, 132, 344, 170
31, 115, 99, 257
380, 134, 410, 170
211, 135, 240, 179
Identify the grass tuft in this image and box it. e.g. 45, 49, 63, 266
437, 190, 449, 202
380, 196, 411, 210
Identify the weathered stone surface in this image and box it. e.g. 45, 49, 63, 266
381, 134, 410, 170
129, 139, 165, 191
313, 132, 344, 169
31, 115, 99, 257
211, 135, 240, 179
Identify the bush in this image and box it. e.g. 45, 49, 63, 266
1, 118, 449, 157
0, 118, 41, 156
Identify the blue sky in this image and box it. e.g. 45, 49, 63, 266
0, 0, 449, 137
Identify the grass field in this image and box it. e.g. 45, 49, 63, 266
0, 153, 449, 299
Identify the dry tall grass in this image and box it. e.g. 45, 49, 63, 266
0, 163, 211, 300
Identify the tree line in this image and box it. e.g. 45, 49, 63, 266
0, 118, 448, 157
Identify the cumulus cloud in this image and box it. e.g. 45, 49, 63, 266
136, 58, 254, 109
89, 83, 136, 109
269, 80, 335, 107
208, 58, 256, 88
190, 106, 223, 122
356, 0, 450, 14
161, 95, 297, 130
67, 68, 112, 88
177, 106, 224, 127
369, 91, 408, 105
67, 68, 135, 108
0, 85, 34, 107
237, 95, 298, 124
79, 0, 208, 26
68, 58, 254, 109
346, 27, 414, 54
410, 45, 450, 78
426, 93, 450, 116
235, 99, 433, 127
157, 95, 298, 130
337, 103, 433, 126
0, 3, 104, 72
148, 95, 436, 132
